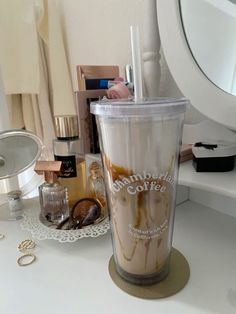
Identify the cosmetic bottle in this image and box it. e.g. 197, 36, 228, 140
53, 115, 87, 208
87, 161, 107, 211
34, 161, 69, 223
7, 190, 24, 220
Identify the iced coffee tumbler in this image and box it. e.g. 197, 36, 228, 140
91, 98, 187, 285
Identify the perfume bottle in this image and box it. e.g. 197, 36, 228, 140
53, 115, 87, 208
87, 161, 107, 214
34, 161, 69, 224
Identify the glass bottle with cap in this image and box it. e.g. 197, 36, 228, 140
87, 161, 107, 215
34, 161, 69, 224
53, 115, 87, 208
7, 190, 24, 220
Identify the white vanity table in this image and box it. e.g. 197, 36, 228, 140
0, 196, 236, 314
0, 137, 236, 314
1, 0, 236, 313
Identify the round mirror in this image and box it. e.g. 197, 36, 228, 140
180, 0, 236, 96
157, 0, 236, 130
0, 129, 42, 179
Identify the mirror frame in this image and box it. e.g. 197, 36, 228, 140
156, 0, 236, 130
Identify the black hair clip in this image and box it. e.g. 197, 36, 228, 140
194, 142, 217, 150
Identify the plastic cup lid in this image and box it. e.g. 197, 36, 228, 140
90, 97, 188, 117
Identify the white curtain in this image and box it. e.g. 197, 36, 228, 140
6, 36, 55, 154
0, 0, 75, 155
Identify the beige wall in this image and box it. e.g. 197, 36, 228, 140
60, 0, 145, 91
60, 0, 205, 123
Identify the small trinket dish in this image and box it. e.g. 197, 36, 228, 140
20, 199, 110, 242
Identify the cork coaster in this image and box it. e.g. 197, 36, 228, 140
108, 248, 190, 299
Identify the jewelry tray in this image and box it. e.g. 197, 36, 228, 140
20, 198, 110, 242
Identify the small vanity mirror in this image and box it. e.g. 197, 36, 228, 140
0, 129, 42, 179
180, 0, 236, 96
0, 129, 43, 220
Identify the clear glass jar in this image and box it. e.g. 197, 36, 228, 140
7, 190, 23, 220
38, 182, 69, 223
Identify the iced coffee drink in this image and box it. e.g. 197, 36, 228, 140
91, 98, 187, 285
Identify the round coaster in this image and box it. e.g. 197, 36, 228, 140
108, 248, 190, 299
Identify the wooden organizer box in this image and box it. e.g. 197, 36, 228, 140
76, 65, 119, 91
76, 65, 120, 154
75, 89, 107, 154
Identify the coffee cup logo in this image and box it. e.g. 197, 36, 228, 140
112, 171, 174, 195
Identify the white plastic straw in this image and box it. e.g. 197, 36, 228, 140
130, 25, 143, 101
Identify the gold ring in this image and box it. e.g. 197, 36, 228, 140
17, 253, 36, 267
0, 234, 5, 240
18, 239, 36, 252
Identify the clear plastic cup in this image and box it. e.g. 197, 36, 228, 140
91, 98, 187, 285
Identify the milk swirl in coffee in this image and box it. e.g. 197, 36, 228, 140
103, 155, 176, 284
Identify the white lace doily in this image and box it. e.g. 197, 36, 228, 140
20, 202, 110, 242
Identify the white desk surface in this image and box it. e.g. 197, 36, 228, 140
0, 200, 236, 314
179, 161, 236, 199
